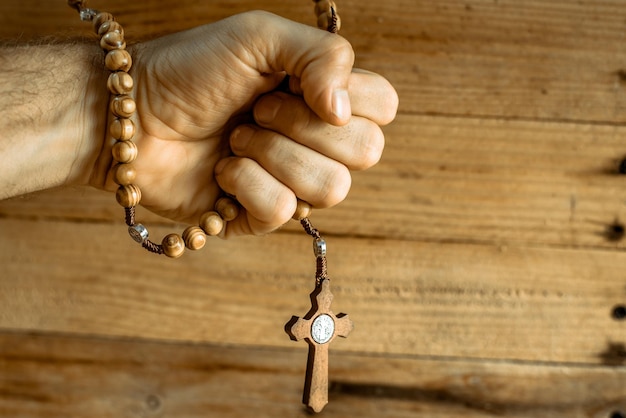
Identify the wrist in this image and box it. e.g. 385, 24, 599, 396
0, 41, 109, 198
72, 43, 111, 189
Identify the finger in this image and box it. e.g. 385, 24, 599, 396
228, 11, 355, 126
214, 157, 297, 235
349, 69, 399, 126
288, 69, 399, 126
253, 92, 385, 170
230, 124, 352, 208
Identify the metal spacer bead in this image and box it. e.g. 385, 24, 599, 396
313, 238, 327, 257
128, 224, 149, 243
79, 8, 98, 21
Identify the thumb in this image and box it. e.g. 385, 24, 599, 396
233, 11, 355, 126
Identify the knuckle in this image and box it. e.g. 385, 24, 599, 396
352, 124, 385, 170
327, 35, 355, 66
381, 84, 400, 126
272, 191, 298, 225
317, 164, 351, 208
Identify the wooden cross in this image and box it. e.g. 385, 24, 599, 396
285, 278, 353, 413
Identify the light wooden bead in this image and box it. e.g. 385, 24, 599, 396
93, 12, 114, 33
116, 184, 141, 207
317, 11, 341, 31
98, 20, 124, 37
100, 31, 126, 51
182, 226, 207, 250
112, 140, 137, 163
215, 197, 239, 221
161, 233, 185, 258
199, 211, 224, 236
105, 49, 132, 72
112, 163, 136, 186
110, 95, 136, 118
314, 0, 336, 16
107, 71, 133, 95
292, 199, 313, 220
110, 118, 135, 141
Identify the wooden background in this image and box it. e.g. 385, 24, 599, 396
1, 0, 625, 417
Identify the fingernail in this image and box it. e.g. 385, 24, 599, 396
332, 89, 351, 122
230, 126, 254, 153
255, 95, 282, 124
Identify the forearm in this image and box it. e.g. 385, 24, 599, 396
0, 41, 108, 200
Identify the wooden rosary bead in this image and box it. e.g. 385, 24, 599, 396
293, 199, 313, 221
112, 140, 138, 163
110, 95, 136, 118
115, 184, 142, 207
317, 12, 341, 31
182, 226, 207, 250
215, 197, 239, 222
100, 31, 126, 51
110, 117, 135, 141
199, 211, 225, 236
93, 12, 114, 33
161, 233, 185, 258
112, 163, 137, 186
98, 20, 124, 37
314, 0, 337, 16
107, 71, 134, 95
105, 49, 132, 72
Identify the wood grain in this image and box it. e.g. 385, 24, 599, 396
0, 332, 624, 418
0, 218, 623, 365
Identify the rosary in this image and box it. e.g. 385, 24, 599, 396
69, 0, 352, 412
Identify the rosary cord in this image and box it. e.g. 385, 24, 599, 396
124, 206, 135, 226
328, 7, 339, 34
297, 2, 340, 286
300, 217, 321, 240
125, 207, 165, 254
301, 218, 328, 285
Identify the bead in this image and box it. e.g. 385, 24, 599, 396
100, 31, 126, 51
79, 8, 97, 22
116, 184, 142, 207
110, 95, 136, 118
182, 226, 207, 250
93, 12, 114, 33
317, 11, 341, 31
215, 197, 239, 221
107, 71, 133, 95
112, 163, 136, 186
98, 20, 124, 37
112, 140, 138, 163
314, 0, 336, 16
105, 49, 132, 72
128, 223, 149, 243
313, 238, 327, 257
199, 211, 224, 236
292, 199, 312, 220
110, 118, 135, 140
162, 233, 185, 258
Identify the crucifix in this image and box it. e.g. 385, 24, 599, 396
285, 220, 354, 413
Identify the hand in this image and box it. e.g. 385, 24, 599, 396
95, 11, 398, 236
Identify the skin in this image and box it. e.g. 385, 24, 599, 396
0, 11, 398, 237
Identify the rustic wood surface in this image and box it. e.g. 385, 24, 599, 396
0, 0, 625, 417
1, 332, 624, 418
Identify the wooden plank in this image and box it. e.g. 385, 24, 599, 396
2, 0, 626, 123
2, 114, 626, 249
0, 218, 624, 365
0, 332, 624, 418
